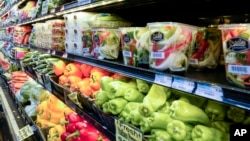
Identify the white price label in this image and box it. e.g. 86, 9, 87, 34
195, 83, 223, 100
83, 48, 89, 53
150, 52, 165, 59
47, 49, 51, 54
60, 5, 65, 11
154, 74, 172, 87
62, 52, 68, 58
17, 125, 34, 141
50, 9, 55, 13
78, 0, 91, 6
172, 78, 195, 93
52, 50, 56, 55
94, 47, 100, 53
41, 0, 48, 15
115, 119, 143, 141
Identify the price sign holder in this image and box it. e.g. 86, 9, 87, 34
195, 83, 223, 100
17, 125, 34, 141
154, 74, 172, 87
172, 77, 195, 93
41, 0, 48, 15
115, 118, 143, 141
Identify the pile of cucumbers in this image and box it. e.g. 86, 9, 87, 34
21, 51, 61, 76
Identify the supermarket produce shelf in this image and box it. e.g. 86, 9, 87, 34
25, 44, 250, 111
0, 75, 46, 141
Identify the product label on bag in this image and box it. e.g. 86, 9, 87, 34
41, 0, 48, 15
115, 119, 143, 141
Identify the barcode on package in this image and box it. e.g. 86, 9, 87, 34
123, 50, 132, 57
189, 59, 198, 65
150, 52, 165, 59
228, 65, 250, 74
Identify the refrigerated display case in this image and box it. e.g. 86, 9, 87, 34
1, 0, 250, 141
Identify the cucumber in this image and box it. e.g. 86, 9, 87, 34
46, 70, 55, 75
38, 54, 52, 59
41, 68, 53, 74
34, 64, 47, 70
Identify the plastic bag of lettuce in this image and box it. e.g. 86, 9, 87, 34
17, 78, 50, 117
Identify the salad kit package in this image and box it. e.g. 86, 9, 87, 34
189, 26, 222, 70
91, 28, 120, 60
147, 22, 198, 72
219, 24, 250, 88
119, 27, 150, 67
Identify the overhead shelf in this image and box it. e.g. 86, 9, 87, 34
14, 44, 249, 111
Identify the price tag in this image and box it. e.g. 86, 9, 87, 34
17, 125, 34, 141
172, 78, 195, 93
62, 52, 68, 58
60, 5, 65, 11
115, 118, 143, 141
195, 83, 223, 100
154, 74, 172, 87
50, 9, 55, 13
47, 49, 51, 54
51, 50, 56, 55
41, 0, 48, 15
78, 0, 91, 6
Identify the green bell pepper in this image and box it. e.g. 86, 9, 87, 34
139, 84, 170, 117
136, 79, 151, 93
156, 102, 171, 114
205, 100, 227, 121
124, 88, 144, 102
130, 105, 144, 126
108, 98, 128, 115
106, 81, 136, 99
146, 129, 174, 141
191, 125, 224, 141
102, 102, 111, 114
95, 90, 109, 107
211, 121, 231, 133
227, 106, 246, 123
243, 116, 250, 125
100, 76, 114, 91
169, 100, 210, 125
166, 120, 188, 141
171, 89, 207, 107
118, 102, 141, 123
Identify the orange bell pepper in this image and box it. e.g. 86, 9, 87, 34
90, 71, 104, 92
64, 63, 82, 78
67, 75, 82, 86
58, 75, 69, 85
78, 78, 92, 97
90, 67, 110, 76
52, 60, 66, 76
80, 63, 93, 78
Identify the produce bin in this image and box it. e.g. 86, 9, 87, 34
92, 104, 115, 133
49, 76, 65, 100
77, 93, 95, 113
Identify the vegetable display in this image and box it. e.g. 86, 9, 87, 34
218, 24, 250, 88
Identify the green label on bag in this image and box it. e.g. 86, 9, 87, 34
115, 119, 143, 141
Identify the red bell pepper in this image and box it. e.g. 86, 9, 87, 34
61, 132, 71, 141
191, 40, 209, 59
66, 112, 84, 123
